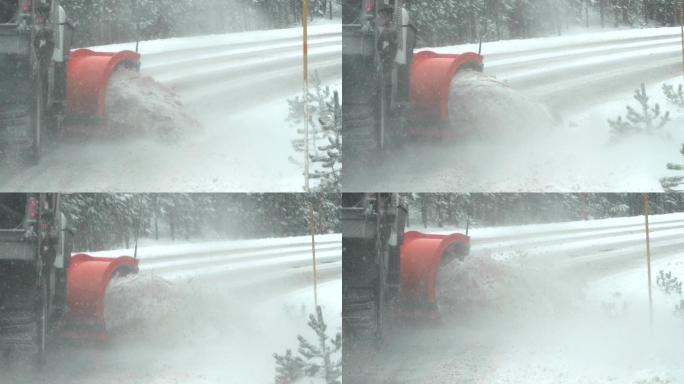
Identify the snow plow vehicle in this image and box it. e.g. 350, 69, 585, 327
342, 193, 470, 341
342, 0, 484, 161
0, 194, 138, 364
0, 0, 140, 163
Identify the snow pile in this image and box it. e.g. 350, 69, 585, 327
106, 69, 200, 142
104, 272, 176, 333
448, 70, 558, 140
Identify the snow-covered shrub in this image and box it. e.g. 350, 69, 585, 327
608, 83, 670, 142
608, 203, 631, 216
656, 270, 683, 295
675, 300, 684, 320
662, 144, 684, 191
662, 83, 684, 109
600, 292, 629, 318
654, 270, 684, 322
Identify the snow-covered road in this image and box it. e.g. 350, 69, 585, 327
0, 23, 341, 192
344, 27, 684, 192
4, 234, 341, 384
345, 214, 684, 384
481, 29, 683, 115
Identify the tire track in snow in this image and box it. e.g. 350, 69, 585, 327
480, 32, 682, 62
142, 32, 341, 66
461, 215, 684, 245
462, 214, 684, 272
481, 30, 683, 116
474, 220, 684, 250
139, 29, 341, 113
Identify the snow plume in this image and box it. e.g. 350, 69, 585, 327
103, 274, 243, 342
437, 253, 580, 322
432, 252, 684, 383
106, 69, 200, 142
447, 70, 558, 140
104, 272, 177, 333
441, 74, 683, 191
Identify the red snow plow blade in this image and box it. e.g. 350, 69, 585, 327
400, 231, 470, 310
409, 51, 483, 137
65, 49, 141, 134
64, 254, 139, 341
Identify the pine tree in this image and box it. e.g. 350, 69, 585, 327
273, 349, 306, 384
297, 306, 342, 384
274, 306, 342, 384
310, 91, 342, 193
61, 194, 341, 250
61, 0, 324, 46
608, 83, 670, 141
288, 72, 341, 192
663, 83, 684, 108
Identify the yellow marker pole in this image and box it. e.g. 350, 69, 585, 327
303, 0, 310, 193
309, 204, 319, 309
680, 0, 684, 80
644, 193, 653, 329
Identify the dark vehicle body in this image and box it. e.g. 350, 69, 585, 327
342, 193, 407, 340
0, 193, 71, 364
0, 0, 71, 163
342, 0, 416, 162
